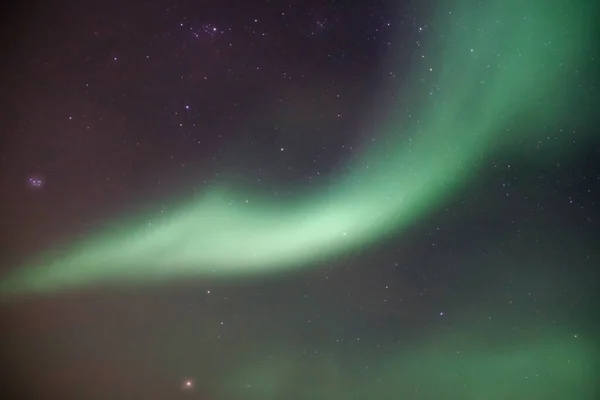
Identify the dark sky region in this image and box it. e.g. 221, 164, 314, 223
0, 0, 599, 399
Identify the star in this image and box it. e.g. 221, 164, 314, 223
181, 378, 195, 390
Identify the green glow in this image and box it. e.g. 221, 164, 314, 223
219, 329, 594, 399
0, 0, 593, 295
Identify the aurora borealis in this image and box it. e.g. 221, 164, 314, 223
0, 0, 598, 399
1, 0, 594, 294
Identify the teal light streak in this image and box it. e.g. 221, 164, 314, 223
1, 0, 594, 295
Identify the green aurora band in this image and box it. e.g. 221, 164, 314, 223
1, 0, 595, 295
219, 327, 594, 399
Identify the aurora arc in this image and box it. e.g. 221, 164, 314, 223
1, 0, 594, 295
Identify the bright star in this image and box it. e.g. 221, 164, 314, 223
182, 378, 195, 390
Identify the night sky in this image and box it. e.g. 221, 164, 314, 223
1, 0, 599, 399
